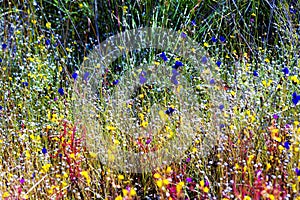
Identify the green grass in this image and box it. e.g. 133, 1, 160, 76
0, 0, 300, 199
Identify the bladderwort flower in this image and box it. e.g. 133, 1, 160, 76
2, 43, 7, 49
42, 147, 47, 154
220, 36, 226, 43
191, 20, 196, 26
165, 107, 175, 115
282, 67, 289, 76
58, 88, 64, 96
139, 71, 147, 84
45, 39, 51, 46
172, 61, 183, 69
160, 52, 168, 61
113, 80, 119, 85
83, 72, 90, 81
201, 56, 208, 64
292, 92, 300, 105
211, 37, 217, 43
72, 72, 78, 80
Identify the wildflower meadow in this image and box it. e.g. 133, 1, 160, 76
0, 0, 300, 199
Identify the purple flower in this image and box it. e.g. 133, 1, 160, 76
253, 70, 258, 77
45, 39, 51, 46
219, 104, 224, 110
292, 92, 300, 105
282, 67, 289, 75
201, 56, 208, 64
210, 79, 215, 84
2, 43, 7, 49
42, 147, 47, 154
273, 114, 279, 119
83, 72, 90, 81
220, 36, 226, 42
171, 75, 178, 85
172, 69, 180, 76
295, 168, 300, 176
113, 80, 119, 85
181, 32, 187, 38
54, 97, 58, 101
160, 52, 168, 61
58, 88, 64, 96
284, 141, 290, 150
216, 60, 221, 67
139, 71, 147, 84
191, 20, 196, 26
146, 138, 151, 144
32, 173, 35, 179
20, 178, 25, 184
250, 18, 255, 23
186, 177, 192, 183
172, 61, 183, 69
165, 107, 175, 115
186, 157, 191, 162
211, 37, 217, 42
72, 72, 78, 80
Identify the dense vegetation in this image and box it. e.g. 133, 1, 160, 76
0, 0, 299, 199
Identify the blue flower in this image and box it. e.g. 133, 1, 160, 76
292, 92, 300, 105
220, 36, 226, 43
253, 70, 258, 77
219, 104, 224, 110
0, 58, 2, 62
290, 8, 296, 14
72, 72, 78, 80
172, 61, 183, 69
210, 79, 215, 84
45, 39, 51, 46
172, 69, 180, 76
216, 60, 221, 67
139, 71, 147, 84
0, 106, 2, 110
181, 32, 187, 38
201, 56, 208, 64
160, 52, 168, 61
211, 37, 218, 42
171, 75, 178, 85
22, 82, 28, 87
58, 88, 64, 96
191, 20, 196, 26
2, 43, 7, 49
282, 67, 289, 75
284, 141, 290, 150
296, 168, 300, 176
113, 80, 119, 85
42, 147, 47, 154
165, 107, 175, 115
83, 72, 90, 81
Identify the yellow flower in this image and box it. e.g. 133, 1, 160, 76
122, 189, 128, 196
115, 195, 123, 200
46, 22, 51, 29
203, 42, 209, 47
40, 163, 52, 173
156, 180, 163, 188
264, 58, 270, 63
3, 192, 10, 198
166, 166, 172, 174
141, 120, 148, 128
163, 179, 170, 185
176, 181, 184, 193
154, 173, 161, 179
118, 174, 124, 181
80, 171, 91, 185
200, 180, 205, 187
89, 152, 97, 158
203, 186, 209, 193
266, 163, 271, 171
268, 194, 275, 200
79, 3, 83, 8
251, 13, 256, 17
290, 75, 299, 84
244, 196, 251, 200
129, 188, 136, 196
